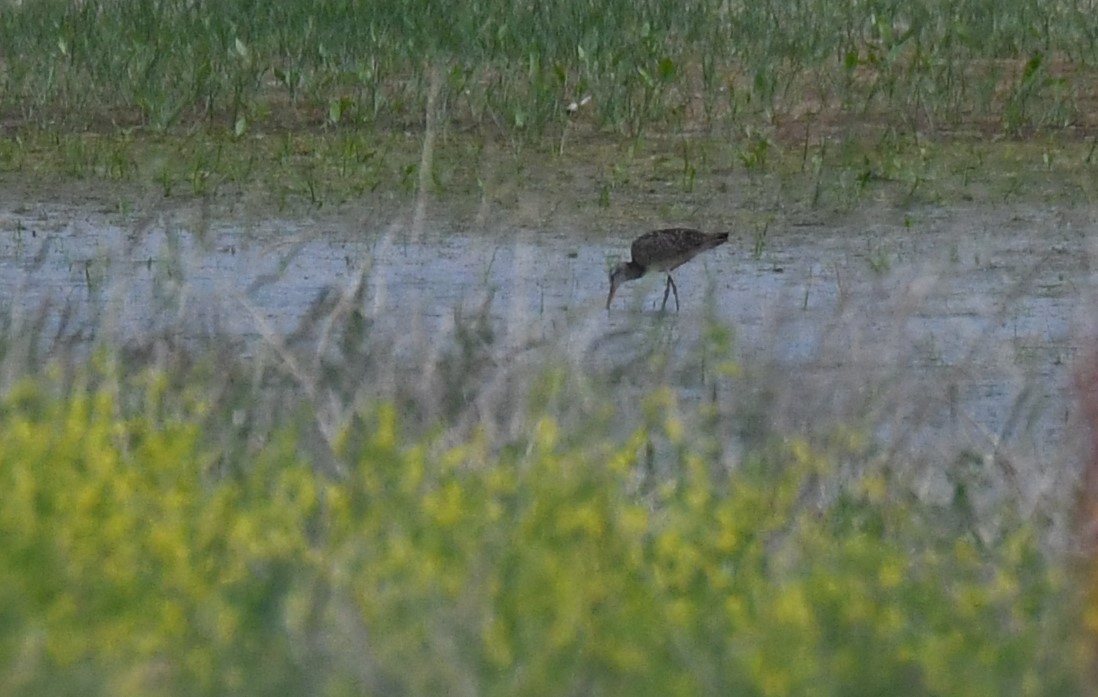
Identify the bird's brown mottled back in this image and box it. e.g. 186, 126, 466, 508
607, 227, 729, 311
631, 228, 729, 271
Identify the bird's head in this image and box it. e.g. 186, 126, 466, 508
606, 261, 642, 309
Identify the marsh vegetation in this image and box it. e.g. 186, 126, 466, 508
2, 0, 1098, 695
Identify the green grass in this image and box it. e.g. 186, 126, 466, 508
1, 0, 1096, 140
2, 0, 1096, 210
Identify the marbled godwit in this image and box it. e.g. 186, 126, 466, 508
606, 228, 728, 310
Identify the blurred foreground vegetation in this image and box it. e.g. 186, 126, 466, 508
0, 325, 1090, 696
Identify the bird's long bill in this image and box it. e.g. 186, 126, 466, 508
606, 282, 618, 309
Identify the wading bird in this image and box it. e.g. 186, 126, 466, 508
606, 228, 728, 311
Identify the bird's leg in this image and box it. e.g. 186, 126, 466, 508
668, 274, 680, 311
660, 274, 673, 311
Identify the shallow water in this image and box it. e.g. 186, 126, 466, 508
0, 198, 1091, 492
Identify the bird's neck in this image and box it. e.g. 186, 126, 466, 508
624, 261, 646, 280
